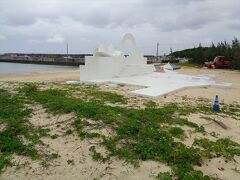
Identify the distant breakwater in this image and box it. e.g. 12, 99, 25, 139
0, 59, 83, 66
0, 53, 94, 66
0, 53, 162, 66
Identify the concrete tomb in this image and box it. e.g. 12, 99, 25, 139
76, 33, 231, 98
80, 33, 154, 81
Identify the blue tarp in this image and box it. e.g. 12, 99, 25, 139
170, 63, 181, 70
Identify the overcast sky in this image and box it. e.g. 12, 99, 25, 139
0, 0, 239, 55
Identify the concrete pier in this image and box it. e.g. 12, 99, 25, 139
0, 53, 93, 66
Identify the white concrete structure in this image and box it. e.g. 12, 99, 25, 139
86, 71, 231, 98
74, 33, 232, 98
163, 62, 174, 70
163, 62, 180, 70
80, 33, 154, 81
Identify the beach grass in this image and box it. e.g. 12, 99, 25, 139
9, 83, 239, 179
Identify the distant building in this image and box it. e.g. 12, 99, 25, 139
177, 57, 189, 63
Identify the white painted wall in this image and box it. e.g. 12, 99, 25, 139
80, 33, 154, 81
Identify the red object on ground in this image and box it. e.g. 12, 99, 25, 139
159, 67, 165, 73
204, 56, 231, 69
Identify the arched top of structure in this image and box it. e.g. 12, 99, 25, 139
120, 33, 137, 52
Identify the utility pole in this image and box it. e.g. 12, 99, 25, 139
66, 43, 69, 56
156, 42, 159, 59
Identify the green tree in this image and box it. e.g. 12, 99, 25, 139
171, 37, 240, 69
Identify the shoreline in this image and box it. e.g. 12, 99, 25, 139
0, 58, 84, 66
0, 70, 80, 82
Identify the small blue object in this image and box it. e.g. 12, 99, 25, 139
213, 95, 220, 112
170, 63, 181, 70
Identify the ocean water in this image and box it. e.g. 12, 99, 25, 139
0, 62, 79, 73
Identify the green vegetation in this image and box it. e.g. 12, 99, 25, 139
51, 134, 59, 139
67, 159, 74, 165
1, 82, 239, 179
169, 127, 184, 138
221, 104, 240, 120
66, 128, 73, 135
0, 88, 47, 173
172, 37, 240, 69
86, 89, 127, 104
41, 160, 50, 168
89, 146, 109, 162
51, 153, 60, 159
58, 83, 128, 105
156, 172, 172, 180
144, 100, 158, 108
0, 156, 11, 174
176, 62, 202, 68
194, 138, 240, 160
18, 83, 240, 179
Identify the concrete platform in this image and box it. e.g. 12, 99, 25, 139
74, 71, 232, 98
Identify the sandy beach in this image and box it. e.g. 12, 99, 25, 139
0, 70, 80, 82
0, 67, 240, 180
1, 67, 239, 103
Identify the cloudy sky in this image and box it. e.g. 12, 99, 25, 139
0, 0, 239, 55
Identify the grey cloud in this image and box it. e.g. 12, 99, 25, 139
4, 13, 36, 26
0, 0, 214, 30
227, 20, 240, 30
46, 34, 65, 43
0, 34, 6, 40
72, 10, 112, 28
0, 0, 239, 54
177, 13, 220, 30
138, 0, 206, 7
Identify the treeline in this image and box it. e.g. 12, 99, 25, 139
172, 37, 240, 69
